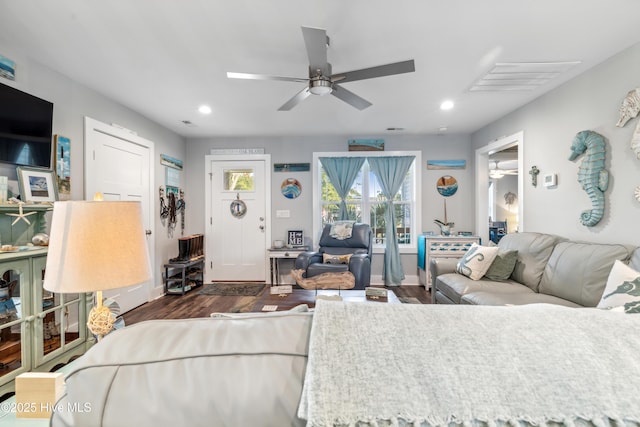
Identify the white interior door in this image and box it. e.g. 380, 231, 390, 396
205, 156, 270, 282
84, 117, 154, 313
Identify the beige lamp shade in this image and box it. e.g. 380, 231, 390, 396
43, 201, 152, 293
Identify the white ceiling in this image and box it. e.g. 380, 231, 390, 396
2, 1, 640, 138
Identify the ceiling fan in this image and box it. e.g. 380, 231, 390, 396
489, 160, 518, 179
227, 26, 415, 111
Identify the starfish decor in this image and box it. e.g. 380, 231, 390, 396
6, 203, 37, 226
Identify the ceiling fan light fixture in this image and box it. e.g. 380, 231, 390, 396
309, 78, 333, 96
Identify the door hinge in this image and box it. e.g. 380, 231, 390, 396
209, 172, 213, 180
210, 261, 213, 269
210, 217, 212, 225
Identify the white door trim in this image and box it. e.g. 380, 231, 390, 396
83, 116, 157, 297
475, 131, 524, 245
204, 154, 271, 282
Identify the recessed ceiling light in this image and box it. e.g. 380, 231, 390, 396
440, 100, 454, 110
198, 105, 212, 114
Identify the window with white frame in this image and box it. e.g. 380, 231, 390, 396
313, 151, 421, 251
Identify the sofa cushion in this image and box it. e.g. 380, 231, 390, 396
461, 291, 581, 307
436, 273, 534, 304
539, 242, 632, 307
484, 250, 518, 281
497, 232, 565, 291
597, 260, 640, 313
455, 243, 499, 280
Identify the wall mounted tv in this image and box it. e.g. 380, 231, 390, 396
0, 82, 53, 168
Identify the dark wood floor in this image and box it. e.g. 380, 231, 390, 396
123, 285, 431, 325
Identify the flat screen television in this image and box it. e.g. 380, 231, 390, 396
0, 82, 53, 168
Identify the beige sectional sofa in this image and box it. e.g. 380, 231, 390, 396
430, 232, 638, 306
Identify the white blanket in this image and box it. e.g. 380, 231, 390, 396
298, 301, 640, 427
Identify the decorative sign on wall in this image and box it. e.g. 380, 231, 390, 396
160, 154, 183, 170
348, 139, 384, 151
273, 163, 310, 172
426, 159, 466, 170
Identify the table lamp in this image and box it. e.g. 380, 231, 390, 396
43, 200, 152, 340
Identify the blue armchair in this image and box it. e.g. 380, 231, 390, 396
294, 223, 373, 289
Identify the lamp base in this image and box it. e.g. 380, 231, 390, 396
87, 305, 115, 339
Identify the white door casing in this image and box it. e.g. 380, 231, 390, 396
84, 117, 155, 313
475, 131, 524, 245
205, 155, 271, 282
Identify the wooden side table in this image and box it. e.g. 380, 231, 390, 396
266, 247, 309, 285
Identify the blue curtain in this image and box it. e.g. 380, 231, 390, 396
368, 156, 415, 286
319, 157, 365, 221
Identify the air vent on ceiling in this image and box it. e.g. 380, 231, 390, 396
469, 61, 581, 92
181, 120, 197, 127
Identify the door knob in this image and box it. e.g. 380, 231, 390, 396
259, 225, 265, 231
145, 229, 152, 235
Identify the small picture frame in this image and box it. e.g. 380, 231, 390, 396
16, 166, 59, 203
287, 230, 304, 247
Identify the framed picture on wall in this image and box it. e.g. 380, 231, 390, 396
54, 134, 71, 200
17, 166, 59, 203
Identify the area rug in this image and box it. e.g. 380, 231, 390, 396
198, 282, 265, 296
398, 296, 422, 304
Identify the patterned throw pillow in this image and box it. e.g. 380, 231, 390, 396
329, 221, 355, 240
597, 260, 640, 313
456, 243, 500, 280
484, 250, 518, 281
323, 253, 352, 265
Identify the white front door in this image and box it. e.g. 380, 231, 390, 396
84, 117, 154, 313
205, 156, 270, 282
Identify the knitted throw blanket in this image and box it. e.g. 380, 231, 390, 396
298, 301, 640, 427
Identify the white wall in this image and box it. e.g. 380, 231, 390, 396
0, 43, 187, 291
185, 134, 473, 279
472, 42, 640, 246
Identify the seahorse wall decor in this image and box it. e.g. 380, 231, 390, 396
615, 87, 640, 159
615, 88, 640, 201
568, 130, 609, 227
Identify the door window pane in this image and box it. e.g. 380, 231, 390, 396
224, 169, 254, 191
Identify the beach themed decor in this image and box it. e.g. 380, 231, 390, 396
615, 88, 640, 202
348, 139, 384, 151
568, 130, 608, 227
434, 175, 457, 235
426, 159, 466, 170
281, 178, 302, 199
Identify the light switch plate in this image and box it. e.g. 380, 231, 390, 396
276, 210, 290, 218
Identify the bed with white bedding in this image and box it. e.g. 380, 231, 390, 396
51, 302, 640, 427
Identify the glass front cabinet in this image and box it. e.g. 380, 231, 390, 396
0, 249, 91, 396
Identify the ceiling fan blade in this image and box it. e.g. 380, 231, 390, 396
301, 27, 329, 75
227, 72, 308, 83
278, 87, 312, 111
331, 84, 372, 110
332, 59, 415, 84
